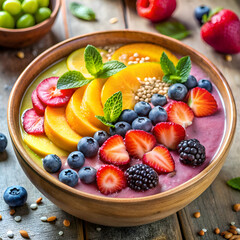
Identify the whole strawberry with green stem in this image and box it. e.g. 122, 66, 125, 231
201, 9, 240, 54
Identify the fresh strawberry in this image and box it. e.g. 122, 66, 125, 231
142, 146, 175, 173
153, 122, 185, 150
96, 165, 126, 195
188, 87, 218, 117
22, 108, 44, 135
201, 9, 240, 54
36, 77, 74, 107
136, 0, 176, 23
31, 89, 46, 116
125, 130, 156, 159
99, 135, 130, 165
166, 101, 194, 128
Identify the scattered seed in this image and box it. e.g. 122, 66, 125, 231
224, 232, 233, 239
193, 212, 201, 218
133, 53, 139, 58
63, 219, 70, 227
128, 61, 133, 65
236, 228, 240, 234
214, 228, 220, 234
58, 231, 64, 236
145, 56, 150, 61
17, 51, 24, 59
7, 231, 14, 238
233, 204, 240, 212
30, 203, 38, 210
198, 230, 205, 236
139, 60, 144, 63
229, 235, 240, 240
96, 227, 101, 232
19, 230, 30, 239
9, 209, 15, 216
202, 228, 207, 233
225, 55, 232, 62
36, 197, 42, 204
229, 228, 238, 235
231, 222, 236, 226
0, 215, 2, 220
109, 17, 118, 24
47, 216, 57, 222
14, 216, 22, 222
222, 231, 229, 236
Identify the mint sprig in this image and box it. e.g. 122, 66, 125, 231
227, 177, 240, 191
160, 52, 191, 84
96, 91, 122, 128
70, 2, 96, 21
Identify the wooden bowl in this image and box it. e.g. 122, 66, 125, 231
0, 0, 60, 48
7, 31, 236, 226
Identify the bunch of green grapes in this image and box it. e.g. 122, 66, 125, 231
0, 0, 52, 29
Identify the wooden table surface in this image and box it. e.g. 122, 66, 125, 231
0, 0, 239, 239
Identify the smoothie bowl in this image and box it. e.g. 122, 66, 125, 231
8, 30, 236, 226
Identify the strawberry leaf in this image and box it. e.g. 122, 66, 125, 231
227, 177, 240, 191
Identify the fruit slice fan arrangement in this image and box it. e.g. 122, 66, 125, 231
20, 43, 225, 198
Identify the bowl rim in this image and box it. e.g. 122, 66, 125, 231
8, 30, 237, 203
0, 0, 61, 32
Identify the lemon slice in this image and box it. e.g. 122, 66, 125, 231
67, 47, 108, 78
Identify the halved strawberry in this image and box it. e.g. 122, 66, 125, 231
153, 122, 185, 150
99, 135, 130, 165
22, 108, 44, 135
188, 87, 218, 117
125, 130, 156, 159
166, 101, 194, 128
31, 89, 46, 116
36, 77, 74, 107
142, 146, 175, 173
96, 165, 126, 195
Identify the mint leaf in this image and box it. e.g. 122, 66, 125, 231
176, 56, 191, 83
227, 177, 240, 191
57, 71, 92, 89
84, 45, 103, 77
95, 116, 115, 128
104, 91, 122, 123
160, 52, 176, 75
97, 61, 126, 78
156, 21, 190, 40
70, 2, 96, 21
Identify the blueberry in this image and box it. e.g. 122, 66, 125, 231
134, 101, 151, 116
67, 151, 85, 169
198, 79, 213, 92
148, 106, 168, 125
42, 154, 62, 173
110, 121, 131, 138
59, 169, 79, 187
118, 109, 138, 124
184, 75, 198, 90
132, 117, 152, 132
151, 94, 167, 106
168, 83, 188, 101
0, 133, 7, 152
93, 131, 109, 146
3, 186, 28, 207
77, 137, 99, 158
194, 5, 211, 25
78, 166, 97, 184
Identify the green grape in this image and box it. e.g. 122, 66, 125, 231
22, 0, 38, 14
3, 0, 21, 15
35, 7, 51, 23
16, 13, 35, 28
0, 10, 15, 28
37, 0, 49, 7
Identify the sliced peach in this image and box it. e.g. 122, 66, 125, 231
101, 62, 164, 110
23, 133, 68, 157
66, 86, 102, 136
111, 43, 179, 66
44, 106, 82, 152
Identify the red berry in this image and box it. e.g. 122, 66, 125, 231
153, 122, 185, 150
22, 108, 44, 135
142, 146, 175, 173
36, 77, 74, 107
99, 135, 130, 166
31, 89, 46, 116
188, 87, 218, 117
125, 130, 156, 159
136, 0, 176, 23
96, 165, 126, 195
166, 101, 194, 127
201, 9, 240, 54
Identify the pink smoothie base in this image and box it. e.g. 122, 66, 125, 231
52, 64, 226, 198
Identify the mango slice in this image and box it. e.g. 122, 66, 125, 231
44, 106, 82, 152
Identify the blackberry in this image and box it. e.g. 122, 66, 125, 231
125, 164, 158, 191
177, 139, 206, 166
